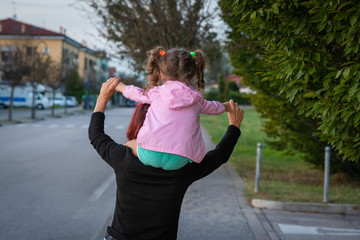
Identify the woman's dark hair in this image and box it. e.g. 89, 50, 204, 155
126, 103, 150, 140
143, 46, 206, 92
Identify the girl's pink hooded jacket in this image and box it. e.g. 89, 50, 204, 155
123, 81, 225, 163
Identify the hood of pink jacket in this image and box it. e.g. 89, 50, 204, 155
160, 81, 202, 110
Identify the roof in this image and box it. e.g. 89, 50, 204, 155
0, 18, 63, 36
225, 74, 242, 84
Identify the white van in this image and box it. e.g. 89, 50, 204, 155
0, 83, 50, 109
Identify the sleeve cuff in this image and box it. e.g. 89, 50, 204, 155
228, 125, 241, 138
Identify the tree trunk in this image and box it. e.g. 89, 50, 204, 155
31, 85, 36, 119
8, 85, 14, 121
64, 95, 68, 114
51, 89, 55, 117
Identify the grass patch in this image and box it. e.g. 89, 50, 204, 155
201, 109, 360, 204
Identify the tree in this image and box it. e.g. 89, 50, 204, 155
217, 72, 226, 101
84, 0, 221, 70
27, 44, 52, 119
64, 68, 85, 106
220, 0, 360, 175
45, 62, 67, 117
2, 44, 31, 121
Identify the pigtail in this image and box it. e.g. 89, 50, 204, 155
143, 46, 165, 93
193, 50, 206, 91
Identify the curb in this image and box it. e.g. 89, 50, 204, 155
251, 198, 360, 216
224, 163, 271, 240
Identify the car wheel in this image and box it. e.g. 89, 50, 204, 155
36, 104, 44, 110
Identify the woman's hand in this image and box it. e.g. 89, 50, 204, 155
227, 99, 244, 128
94, 77, 121, 113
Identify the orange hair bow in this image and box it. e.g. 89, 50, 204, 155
159, 50, 166, 56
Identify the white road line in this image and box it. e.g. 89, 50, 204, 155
73, 175, 115, 219
81, 124, 88, 129
48, 124, 59, 128
89, 175, 115, 202
279, 223, 360, 236
65, 124, 74, 128
32, 124, 42, 128
116, 125, 125, 129
16, 124, 28, 127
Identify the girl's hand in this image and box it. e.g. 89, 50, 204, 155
223, 101, 231, 112
116, 81, 127, 93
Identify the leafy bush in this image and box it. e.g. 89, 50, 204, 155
223, 0, 360, 163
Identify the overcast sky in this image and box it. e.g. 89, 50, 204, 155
0, 0, 226, 73
0, 0, 103, 48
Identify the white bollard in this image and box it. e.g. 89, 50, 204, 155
323, 146, 331, 203
254, 143, 262, 193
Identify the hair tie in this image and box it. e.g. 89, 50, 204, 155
159, 50, 166, 56
137, 103, 143, 106
190, 51, 196, 57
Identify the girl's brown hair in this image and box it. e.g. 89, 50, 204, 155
143, 46, 206, 92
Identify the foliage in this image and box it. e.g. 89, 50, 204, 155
203, 74, 251, 105
65, 68, 85, 104
85, 0, 221, 70
201, 111, 360, 203
1, 41, 49, 120
217, 73, 226, 101
222, 0, 360, 163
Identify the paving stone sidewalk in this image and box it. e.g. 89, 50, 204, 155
176, 127, 269, 240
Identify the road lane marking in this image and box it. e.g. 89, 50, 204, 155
65, 124, 74, 128
279, 223, 360, 236
73, 175, 115, 219
89, 175, 115, 202
81, 124, 88, 128
16, 124, 28, 127
116, 125, 125, 129
48, 124, 59, 128
32, 124, 42, 128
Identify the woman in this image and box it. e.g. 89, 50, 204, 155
89, 78, 244, 240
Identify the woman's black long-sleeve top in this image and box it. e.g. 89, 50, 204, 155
88, 112, 241, 240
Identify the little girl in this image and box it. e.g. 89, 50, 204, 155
116, 46, 229, 170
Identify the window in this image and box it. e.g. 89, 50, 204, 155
1, 51, 9, 62
43, 47, 50, 55
26, 47, 33, 56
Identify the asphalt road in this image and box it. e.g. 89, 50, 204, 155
0, 108, 135, 240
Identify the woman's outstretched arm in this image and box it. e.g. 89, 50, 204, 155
89, 78, 127, 169
192, 100, 244, 181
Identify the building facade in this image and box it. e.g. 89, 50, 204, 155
0, 18, 108, 91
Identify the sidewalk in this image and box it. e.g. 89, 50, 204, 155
176, 127, 269, 240
0, 106, 85, 126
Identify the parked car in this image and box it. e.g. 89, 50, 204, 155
48, 96, 78, 107
65, 96, 78, 107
